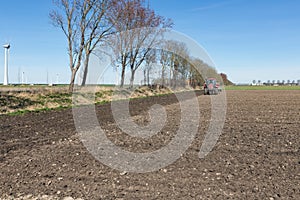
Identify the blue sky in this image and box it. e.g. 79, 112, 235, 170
0, 0, 299, 84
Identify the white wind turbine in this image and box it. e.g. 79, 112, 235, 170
3, 43, 10, 85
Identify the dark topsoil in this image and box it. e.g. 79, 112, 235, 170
0, 90, 299, 199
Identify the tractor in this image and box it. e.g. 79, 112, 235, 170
204, 78, 219, 95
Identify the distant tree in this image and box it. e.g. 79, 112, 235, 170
287, 80, 291, 85
272, 80, 275, 85
168, 41, 189, 88
144, 49, 156, 85
159, 48, 170, 86
157, 40, 190, 88
220, 73, 233, 85
258, 80, 261, 85
189, 58, 206, 88
297, 80, 300, 85
252, 80, 256, 85
282, 80, 285, 85
277, 80, 281, 85
267, 80, 271, 85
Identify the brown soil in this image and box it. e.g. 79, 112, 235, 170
0, 90, 299, 199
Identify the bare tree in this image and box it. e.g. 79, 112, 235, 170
144, 49, 156, 85
168, 41, 189, 88
109, 0, 172, 88
50, 0, 114, 92
277, 80, 280, 84
190, 66, 204, 88
158, 40, 190, 88
159, 48, 170, 86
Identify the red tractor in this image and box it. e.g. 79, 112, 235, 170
204, 78, 219, 95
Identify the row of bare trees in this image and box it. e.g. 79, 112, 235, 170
139, 40, 220, 89
50, 0, 219, 92
50, 0, 172, 92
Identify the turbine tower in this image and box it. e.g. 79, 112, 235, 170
3, 44, 10, 85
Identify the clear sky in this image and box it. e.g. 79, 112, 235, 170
0, 0, 299, 84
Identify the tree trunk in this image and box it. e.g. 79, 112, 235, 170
81, 54, 90, 86
143, 69, 147, 85
161, 66, 165, 87
130, 68, 135, 88
147, 69, 150, 86
173, 69, 178, 89
120, 64, 126, 87
169, 66, 172, 87
69, 69, 77, 93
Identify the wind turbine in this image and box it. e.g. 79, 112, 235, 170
3, 44, 10, 85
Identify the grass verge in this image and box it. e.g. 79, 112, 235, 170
1, 86, 198, 116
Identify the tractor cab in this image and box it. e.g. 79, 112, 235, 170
204, 78, 219, 95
